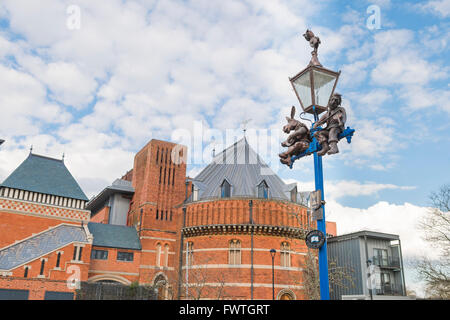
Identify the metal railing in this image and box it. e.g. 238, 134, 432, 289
375, 284, 404, 296
372, 256, 401, 268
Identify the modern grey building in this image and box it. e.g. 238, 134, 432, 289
327, 230, 408, 300
87, 179, 134, 226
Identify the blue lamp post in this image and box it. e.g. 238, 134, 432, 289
285, 31, 355, 300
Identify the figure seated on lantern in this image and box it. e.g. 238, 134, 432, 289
279, 106, 312, 166
313, 93, 347, 156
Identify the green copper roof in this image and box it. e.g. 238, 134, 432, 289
0, 153, 88, 201
87, 222, 141, 250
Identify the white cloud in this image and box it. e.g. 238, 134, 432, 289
326, 200, 439, 260
0, 64, 71, 137
417, 0, 450, 18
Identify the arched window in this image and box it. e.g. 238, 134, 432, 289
221, 180, 231, 198
229, 240, 241, 265
156, 243, 161, 267
164, 244, 169, 267
280, 242, 290, 267
258, 181, 269, 199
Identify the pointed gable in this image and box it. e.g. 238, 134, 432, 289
0, 153, 88, 201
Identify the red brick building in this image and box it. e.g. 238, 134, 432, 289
0, 138, 336, 300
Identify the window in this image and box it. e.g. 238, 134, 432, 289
117, 251, 134, 262
24, 267, 29, 278
56, 252, 61, 268
381, 272, 391, 285
73, 246, 83, 261
156, 210, 159, 220
91, 249, 108, 260
192, 186, 199, 201
229, 240, 241, 265
39, 259, 45, 275
291, 187, 297, 202
186, 242, 194, 266
280, 242, 290, 267
221, 180, 231, 198
164, 244, 169, 267
373, 249, 388, 266
156, 244, 161, 267
258, 181, 269, 199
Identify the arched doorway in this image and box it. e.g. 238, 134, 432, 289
153, 273, 170, 300
277, 289, 296, 300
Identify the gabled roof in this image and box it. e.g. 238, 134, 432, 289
0, 153, 88, 201
87, 222, 141, 250
190, 137, 297, 201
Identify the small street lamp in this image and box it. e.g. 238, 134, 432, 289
270, 248, 276, 300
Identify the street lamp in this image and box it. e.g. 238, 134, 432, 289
270, 249, 276, 300
280, 30, 355, 301
290, 66, 340, 116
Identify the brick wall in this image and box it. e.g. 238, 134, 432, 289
88, 246, 141, 284
0, 277, 76, 300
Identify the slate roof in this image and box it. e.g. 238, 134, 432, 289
0, 224, 89, 271
87, 222, 141, 250
190, 137, 298, 201
0, 153, 88, 201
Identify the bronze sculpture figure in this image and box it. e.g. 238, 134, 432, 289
313, 93, 347, 156
303, 29, 322, 67
279, 106, 312, 166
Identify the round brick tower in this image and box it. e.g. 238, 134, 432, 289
176, 138, 313, 300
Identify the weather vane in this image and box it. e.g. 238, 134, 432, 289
241, 119, 252, 137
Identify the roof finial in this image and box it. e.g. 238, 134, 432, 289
29, 145, 33, 154
62, 152, 65, 162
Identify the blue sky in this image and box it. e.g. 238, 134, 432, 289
0, 0, 448, 296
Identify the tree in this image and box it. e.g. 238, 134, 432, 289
287, 210, 355, 300
417, 184, 450, 299
297, 249, 355, 300
178, 255, 230, 300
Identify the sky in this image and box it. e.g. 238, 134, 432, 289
0, 0, 449, 297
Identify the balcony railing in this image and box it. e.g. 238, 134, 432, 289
375, 284, 404, 296
372, 256, 401, 269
